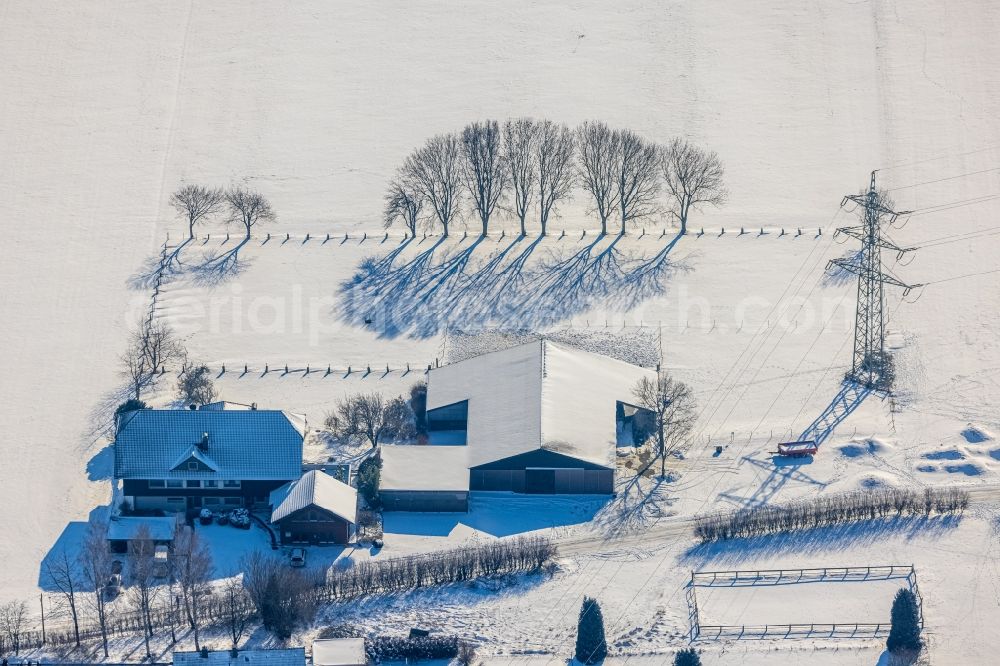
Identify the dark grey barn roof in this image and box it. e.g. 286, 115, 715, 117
114, 409, 304, 480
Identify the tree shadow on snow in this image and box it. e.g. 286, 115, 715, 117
337, 232, 689, 339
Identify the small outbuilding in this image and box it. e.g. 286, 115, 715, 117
105, 515, 179, 554
173, 648, 305, 666
311, 638, 367, 666
380, 445, 470, 512
269, 470, 358, 545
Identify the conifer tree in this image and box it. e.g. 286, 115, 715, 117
574, 596, 607, 664
887, 588, 922, 654
673, 647, 702, 666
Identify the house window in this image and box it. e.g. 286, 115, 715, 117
223, 480, 241, 488
223, 497, 242, 506
187, 461, 199, 471
204, 480, 218, 488
148, 480, 165, 488
186, 480, 201, 488
203, 497, 221, 506
308, 510, 318, 522
166, 497, 185, 504
165, 480, 184, 488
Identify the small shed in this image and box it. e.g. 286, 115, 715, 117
312, 638, 366, 666
106, 516, 179, 554
269, 470, 358, 545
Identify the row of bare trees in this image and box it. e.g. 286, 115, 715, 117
694, 487, 970, 542
36, 519, 247, 660
23, 527, 553, 656
170, 185, 277, 242
386, 119, 725, 237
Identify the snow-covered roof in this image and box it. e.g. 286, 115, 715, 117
269, 470, 357, 524
427, 339, 656, 469
170, 444, 220, 472
381, 445, 470, 492
311, 638, 366, 666
105, 516, 178, 542
114, 409, 304, 480
173, 648, 305, 666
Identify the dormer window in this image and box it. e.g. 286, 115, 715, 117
187, 461, 199, 471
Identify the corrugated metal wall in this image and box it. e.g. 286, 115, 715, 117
381, 491, 469, 512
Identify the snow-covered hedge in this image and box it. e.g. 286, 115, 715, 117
694, 487, 969, 542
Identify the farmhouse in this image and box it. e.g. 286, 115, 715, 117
114, 405, 305, 513
380, 339, 656, 510
269, 469, 358, 545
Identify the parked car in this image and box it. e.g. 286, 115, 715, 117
105, 573, 122, 599
229, 508, 252, 529
111, 559, 123, 575
289, 548, 306, 568
153, 545, 170, 578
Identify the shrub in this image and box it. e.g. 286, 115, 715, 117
365, 635, 458, 661
357, 455, 382, 509
574, 596, 607, 664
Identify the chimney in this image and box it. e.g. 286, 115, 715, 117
200, 647, 209, 659
198, 432, 209, 451
251, 402, 257, 410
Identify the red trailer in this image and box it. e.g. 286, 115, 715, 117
777, 440, 818, 457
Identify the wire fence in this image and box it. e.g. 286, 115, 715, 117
687, 564, 924, 641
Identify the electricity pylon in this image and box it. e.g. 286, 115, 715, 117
827, 171, 919, 388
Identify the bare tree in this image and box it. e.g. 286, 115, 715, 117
42, 549, 82, 647
121, 344, 153, 401
0, 600, 28, 656
324, 393, 415, 448
383, 176, 424, 236
613, 129, 660, 234
128, 523, 159, 661
402, 134, 463, 236
225, 187, 277, 242
222, 577, 253, 649
79, 518, 113, 657
170, 185, 224, 241
661, 138, 726, 234
462, 120, 508, 236
536, 120, 575, 235
172, 527, 213, 651
576, 121, 620, 235
241, 552, 318, 640
632, 374, 697, 477
138, 323, 186, 375
503, 118, 538, 236
177, 361, 217, 406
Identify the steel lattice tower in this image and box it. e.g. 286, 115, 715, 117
828, 171, 918, 388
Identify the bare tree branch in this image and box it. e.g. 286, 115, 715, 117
325, 393, 415, 448
503, 118, 538, 236
383, 175, 424, 236
576, 121, 620, 235
225, 187, 277, 241
127, 524, 158, 661
170, 185, 224, 240
403, 134, 463, 237
79, 518, 113, 657
537, 120, 575, 235
632, 373, 697, 478
462, 120, 508, 236
173, 527, 213, 651
614, 128, 660, 234
661, 138, 727, 234
42, 549, 82, 646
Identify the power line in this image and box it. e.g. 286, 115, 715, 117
878, 143, 1000, 172
887, 166, 1000, 191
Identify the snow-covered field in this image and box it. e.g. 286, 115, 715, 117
3, 0, 1000, 663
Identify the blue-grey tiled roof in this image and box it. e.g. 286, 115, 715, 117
114, 409, 303, 480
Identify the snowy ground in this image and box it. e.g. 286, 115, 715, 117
3, 0, 1000, 663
